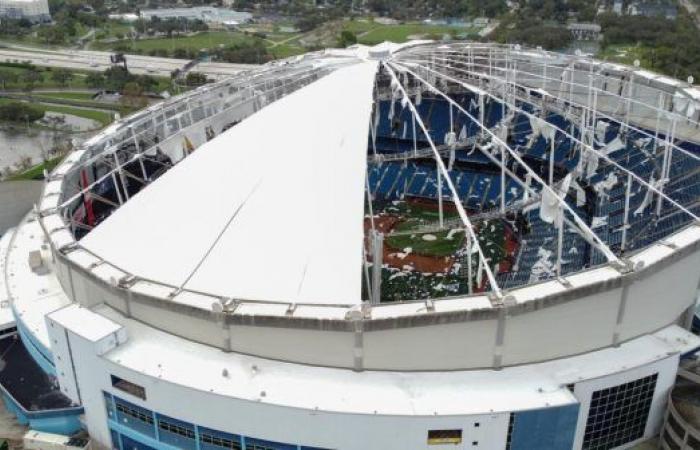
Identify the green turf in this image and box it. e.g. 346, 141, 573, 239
374, 198, 510, 302
386, 225, 465, 257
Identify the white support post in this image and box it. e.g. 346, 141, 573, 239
479, 94, 485, 139
114, 149, 130, 202
500, 146, 506, 213
657, 118, 676, 216
624, 71, 634, 133
131, 127, 148, 181
542, 54, 547, 91
549, 138, 555, 187
652, 92, 663, 154
412, 113, 417, 157
449, 103, 454, 133
556, 205, 564, 278
437, 157, 444, 229
621, 172, 632, 253
371, 230, 383, 306
467, 235, 473, 294
111, 172, 124, 205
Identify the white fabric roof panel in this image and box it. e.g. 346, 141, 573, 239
81, 60, 378, 305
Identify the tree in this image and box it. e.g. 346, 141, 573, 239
37, 25, 68, 45
213, 41, 272, 64
134, 18, 148, 34
0, 102, 45, 122
185, 72, 207, 86
0, 70, 19, 89
338, 30, 357, 48
120, 81, 147, 108
51, 69, 74, 87
85, 72, 105, 89
23, 69, 42, 92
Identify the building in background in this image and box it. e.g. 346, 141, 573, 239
0, 0, 49, 22
139, 7, 252, 26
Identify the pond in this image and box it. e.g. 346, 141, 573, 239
0, 112, 100, 175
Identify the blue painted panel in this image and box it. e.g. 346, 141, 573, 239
510, 404, 579, 450
121, 434, 158, 450
109, 420, 180, 450
156, 413, 197, 450
29, 413, 82, 435
15, 317, 55, 375
110, 428, 121, 450
1, 393, 82, 434
244, 437, 297, 450
198, 426, 242, 450
114, 398, 156, 438
2, 395, 28, 425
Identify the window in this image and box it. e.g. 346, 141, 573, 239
158, 419, 195, 439
244, 438, 296, 450
427, 429, 462, 445
157, 414, 196, 450
115, 402, 154, 426
111, 375, 146, 400
200, 432, 242, 449
582, 373, 657, 450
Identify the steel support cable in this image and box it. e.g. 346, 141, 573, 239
396, 59, 700, 223
57, 67, 326, 212
398, 50, 700, 163
390, 60, 621, 263
382, 61, 503, 296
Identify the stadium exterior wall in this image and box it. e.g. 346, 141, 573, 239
51, 224, 700, 371
44, 301, 689, 450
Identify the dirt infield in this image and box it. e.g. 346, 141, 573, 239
364, 212, 521, 277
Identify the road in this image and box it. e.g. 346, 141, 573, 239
0, 45, 256, 80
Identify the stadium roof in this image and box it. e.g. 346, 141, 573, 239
81, 60, 379, 305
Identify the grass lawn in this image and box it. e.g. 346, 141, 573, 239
0, 64, 91, 90
41, 104, 113, 126
35, 91, 96, 101
106, 31, 258, 53
342, 19, 379, 35
596, 44, 651, 68
32, 92, 132, 112
94, 21, 133, 41
268, 43, 306, 59
347, 22, 470, 45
